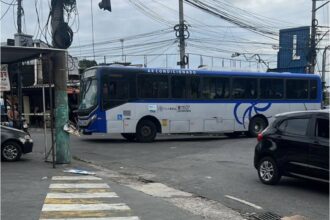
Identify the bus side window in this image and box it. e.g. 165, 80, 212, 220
260, 79, 284, 99
202, 77, 230, 100
108, 78, 129, 100
286, 79, 308, 99
310, 79, 318, 100
215, 78, 230, 99
138, 75, 169, 99
171, 76, 187, 99
232, 78, 257, 99
202, 77, 213, 99
188, 77, 201, 99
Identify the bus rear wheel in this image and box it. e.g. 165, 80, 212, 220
121, 133, 136, 142
136, 120, 157, 143
224, 132, 240, 138
248, 116, 267, 137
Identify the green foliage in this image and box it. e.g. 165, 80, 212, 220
78, 59, 97, 72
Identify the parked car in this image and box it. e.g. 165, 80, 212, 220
254, 110, 329, 185
1, 125, 33, 161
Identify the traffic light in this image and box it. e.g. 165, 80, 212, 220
99, 0, 111, 12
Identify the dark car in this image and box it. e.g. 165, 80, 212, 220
1, 125, 33, 161
254, 110, 329, 185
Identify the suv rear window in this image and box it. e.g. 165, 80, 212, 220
278, 118, 309, 136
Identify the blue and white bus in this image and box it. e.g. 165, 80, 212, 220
77, 66, 322, 142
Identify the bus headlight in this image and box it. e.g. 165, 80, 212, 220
78, 114, 97, 127
91, 114, 97, 123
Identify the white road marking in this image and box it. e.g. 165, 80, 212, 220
129, 183, 192, 198
52, 176, 102, 181
39, 217, 140, 220
49, 183, 110, 189
42, 203, 131, 212
46, 192, 118, 199
225, 195, 263, 210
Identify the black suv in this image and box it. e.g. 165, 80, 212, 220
254, 110, 329, 185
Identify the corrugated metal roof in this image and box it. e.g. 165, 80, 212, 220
1, 46, 66, 64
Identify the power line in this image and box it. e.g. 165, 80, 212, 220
184, 0, 279, 38
0, 0, 16, 5
0, 0, 15, 20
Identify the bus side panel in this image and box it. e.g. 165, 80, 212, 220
105, 107, 125, 133
233, 102, 288, 131
289, 102, 321, 111
105, 103, 140, 133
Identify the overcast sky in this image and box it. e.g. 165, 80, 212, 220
1, 0, 329, 73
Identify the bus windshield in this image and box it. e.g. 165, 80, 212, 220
79, 78, 98, 110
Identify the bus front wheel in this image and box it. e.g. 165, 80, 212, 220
136, 120, 157, 142
248, 116, 267, 137
121, 133, 136, 142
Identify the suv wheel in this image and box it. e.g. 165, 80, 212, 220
1, 141, 22, 161
248, 117, 267, 137
258, 157, 281, 185
136, 120, 157, 142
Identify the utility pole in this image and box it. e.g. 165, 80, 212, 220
322, 45, 330, 107
51, 0, 71, 164
309, 0, 317, 73
16, 0, 23, 129
120, 39, 124, 62
179, 0, 186, 69
91, 0, 96, 60
17, 0, 22, 34
309, 0, 330, 73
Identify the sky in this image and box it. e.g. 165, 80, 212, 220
0, 0, 329, 75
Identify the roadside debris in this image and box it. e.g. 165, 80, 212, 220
63, 169, 96, 175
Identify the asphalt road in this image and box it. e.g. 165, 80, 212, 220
33, 132, 329, 220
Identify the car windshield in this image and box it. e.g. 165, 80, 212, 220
79, 78, 98, 110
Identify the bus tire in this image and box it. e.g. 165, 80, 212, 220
136, 120, 157, 143
224, 132, 240, 138
121, 133, 136, 142
248, 116, 267, 137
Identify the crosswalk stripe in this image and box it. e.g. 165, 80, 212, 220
50, 183, 110, 189
44, 198, 111, 204
39, 217, 140, 220
39, 210, 135, 219
40, 176, 140, 220
50, 188, 112, 193
52, 176, 102, 181
46, 192, 118, 199
42, 203, 131, 212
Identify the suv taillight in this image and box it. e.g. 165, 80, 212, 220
257, 133, 263, 142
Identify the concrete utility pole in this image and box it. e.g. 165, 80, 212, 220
17, 0, 22, 34
16, 0, 23, 128
51, 0, 70, 164
309, 0, 317, 73
91, 0, 96, 60
179, 0, 186, 69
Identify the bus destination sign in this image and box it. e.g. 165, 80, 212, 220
147, 68, 197, 75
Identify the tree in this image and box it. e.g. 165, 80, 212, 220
78, 59, 97, 73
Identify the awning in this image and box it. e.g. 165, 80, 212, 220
1, 46, 66, 64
